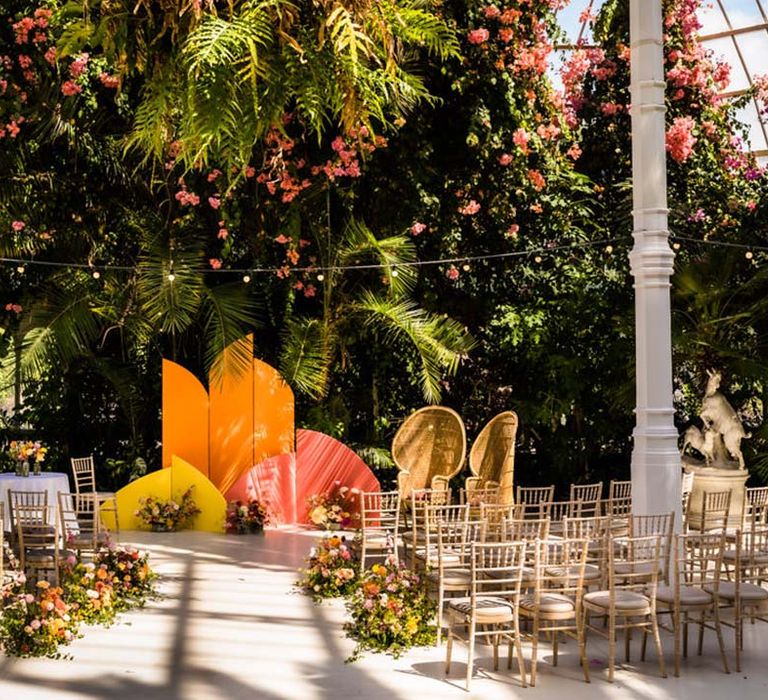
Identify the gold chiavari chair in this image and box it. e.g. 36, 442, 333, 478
358, 490, 401, 571
582, 534, 667, 683
686, 489, 731, 534
445, 540, 528, 690
15, 504, 63, 586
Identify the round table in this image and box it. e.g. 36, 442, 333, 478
0, 471, 70, 530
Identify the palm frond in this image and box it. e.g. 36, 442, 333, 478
278, 316, 333, 399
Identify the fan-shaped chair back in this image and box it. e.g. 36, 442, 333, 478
392, 406, 466, 498
468, 411, 518, 506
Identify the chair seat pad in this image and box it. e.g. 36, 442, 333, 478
486, 566, 534, 581
613, 561, 661, 578
545, 564, 600, 581
426, 569, 471, 587
722, 549, 768, 565
414, 549, 460, 566
520, 592, 575, 614
655, 585, 712, 606
448, 596, 515, 622
25, 548, 64, 562
584, 589, 650, 612
401, 531, 426, 544
705, 581, 768, 602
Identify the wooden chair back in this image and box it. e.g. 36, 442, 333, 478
687, 489, 731, 533
71, 455, 97, 494
629, 511, 675, 584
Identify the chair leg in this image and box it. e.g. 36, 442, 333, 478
624, 625, 631, 663
530, 615, 539, 686
735, 600, 741, 673
712, 602, 730, 674
552, 626, 559, 667
607, 612, 616, 683
579, 609, 591, 683
436, 586, 443, 646
466, 620, 476, 691
514, 610, 527, 688
445, 626, 453, 674
651, 613, 667, 678
673, 605, 681, 677
697, 610, 705, 656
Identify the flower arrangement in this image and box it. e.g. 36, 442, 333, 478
306, 481, 360, 530
61, 558, 117, 626
297, 535, 358, 600
225, 498, 271, 534
95, 544, 157, 607
8, 440, 48, 463
344, 556, 436, 661
135, 486, 201, 531
0, 575, 77, 658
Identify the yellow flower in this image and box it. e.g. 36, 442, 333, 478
371, 564, 387, 577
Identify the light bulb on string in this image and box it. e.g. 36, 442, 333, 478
16, 265, 25, 274
605, 245, 613, 254
167, 272, 176, 282
746, 250, 754, 260
534, 255, 543, 264
672, 242, 681, 251
316, 273, 325, 282
92, 270, 101, 280
462, 263, 471, 272
391, 268, 399, 278
243, 273, 251, 283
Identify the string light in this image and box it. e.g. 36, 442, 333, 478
534, 255, 543, 264
243, 274, 251, 283
605, 245, 613, 254
462, 263, 471, 272
672, 242, 681, 251
167, 272, 176, 282
16, 265, 25, 274
92, 270, 101, 279
316, 273, 325, 282
746, 251, 754, 260
391, 269, 399, 278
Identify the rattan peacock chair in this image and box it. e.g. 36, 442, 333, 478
465, 411, 518, 507
392, 406, 466, 499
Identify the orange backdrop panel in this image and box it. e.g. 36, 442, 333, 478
252, 358, 295, 465
162, 360, 209, 475
208, 338, 255, 495
294, 429, 380, 525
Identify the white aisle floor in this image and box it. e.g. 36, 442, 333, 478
1, 527, 767, 700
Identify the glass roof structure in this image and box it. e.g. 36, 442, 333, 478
555, 0, 768, 162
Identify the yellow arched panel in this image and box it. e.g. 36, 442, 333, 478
114, 467, 172, 531
209, 337, 255, 495
162, 360, 209, 475
111, 457, 225, 532
169, 455, 226, 533
253, 357, 295, 465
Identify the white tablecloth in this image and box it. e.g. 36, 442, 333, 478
0, 471, 70, 531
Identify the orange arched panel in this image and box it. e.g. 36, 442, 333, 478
162, 360, 209, 475
208, 337, 255, 495
253, 358, 295, 465
295, 429, 380, 525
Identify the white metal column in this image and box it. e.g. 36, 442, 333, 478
628, 0, 682, 523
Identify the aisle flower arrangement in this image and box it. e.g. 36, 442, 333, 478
344, 556, 436, 661
306, 482, 360, 530
0, 575, 77, 658
0, 546, 159, 658
135, 486, 201, 531
225, 498, 271, 534
297, 535, 358, 600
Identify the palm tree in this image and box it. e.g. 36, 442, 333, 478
279, 218, 475, 404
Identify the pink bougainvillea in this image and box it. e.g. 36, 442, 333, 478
666, 116, 697, 163
467, 28, 490, 45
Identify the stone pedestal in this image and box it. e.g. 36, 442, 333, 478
683, 458, 748, 529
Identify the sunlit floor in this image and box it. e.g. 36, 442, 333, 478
1, 528, 767, 700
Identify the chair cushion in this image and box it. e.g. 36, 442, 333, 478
426, 569, 471, 587
654, 585, 712, 606
520, 592, 575, 614
448, 596, 515, 622
613, 561, 661, 579
414, 549, 460, 566
583, 589, 650, 612
722, 549, 768, 565
545, 564, 600, 582
705, 581, 768, 602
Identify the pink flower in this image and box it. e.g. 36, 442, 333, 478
304, 284, 317, 298
209, 258, 222, 270
666, 116, 697, 163
528, 169, 546, 191
747, 201, 757, 212
567, 143, 582, 160
506, 224, 520, 238
484, 5, 501, 18
11, 221, 25, 231
99, 73, 120, 89
245, 165, 256, 178
61, 80, 81, 96
208, 195, 220, 210
217, 227, 229, 239
446, 265, 460, 281
512, 128, 530, 154
459, 200, 481, 216
467, 28, 490, 45
69, 53, 89, 78
498, 153, 512, 166
274, 234, 290, 244
687, 208, 706, 222
410, 222, 426, 235
207, 169, 222, 183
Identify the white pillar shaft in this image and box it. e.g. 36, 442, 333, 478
629, 0, 682, 524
